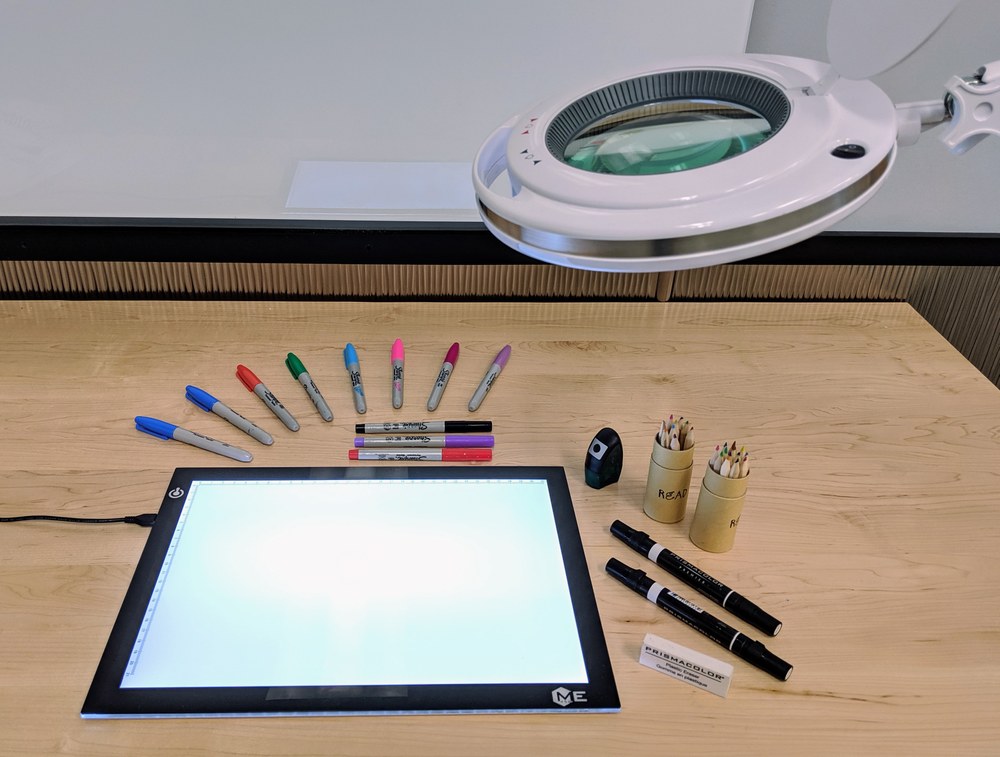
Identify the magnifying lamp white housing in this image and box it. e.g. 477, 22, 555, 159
472, 1, 994, 271
474, 54, 897, 271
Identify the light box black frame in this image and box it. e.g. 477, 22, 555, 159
82, 466, 619, 717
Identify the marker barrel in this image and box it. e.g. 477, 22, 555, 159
354, 435, 494, 448
213, 402, 274, 445
356, 421, 493, 434
348, 448, 492, 462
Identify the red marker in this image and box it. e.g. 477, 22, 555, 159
349, 448, 491, 462
426, 342, 459, 412
236, 364, 299, 431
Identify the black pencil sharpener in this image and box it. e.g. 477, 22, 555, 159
585, 427, 623, 489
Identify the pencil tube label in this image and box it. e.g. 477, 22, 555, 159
643, 453, 693, 523
657, 488, 687, 500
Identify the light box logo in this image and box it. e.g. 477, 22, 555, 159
551, 687, 587, 707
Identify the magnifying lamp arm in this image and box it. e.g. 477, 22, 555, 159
894, 99, 950, 147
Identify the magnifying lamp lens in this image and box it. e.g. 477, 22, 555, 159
563, 100, 773, 175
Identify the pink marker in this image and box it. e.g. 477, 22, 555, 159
391, 339, 405, 409
427, 342, 459, 412
468, 345, 511, 412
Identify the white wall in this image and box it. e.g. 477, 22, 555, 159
747, 0, 1000, 234
0, 1, 753, 222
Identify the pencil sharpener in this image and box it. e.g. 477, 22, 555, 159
585, 427, 623, 489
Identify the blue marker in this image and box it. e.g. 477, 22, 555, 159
344, 343, 367, 414
134, 416, 253, 462
184, 385, 274, 445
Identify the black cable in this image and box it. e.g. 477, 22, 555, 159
0, 513, 157, 527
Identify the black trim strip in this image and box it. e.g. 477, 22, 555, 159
0, 222, 996, 267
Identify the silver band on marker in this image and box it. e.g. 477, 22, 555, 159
647, 582, 665, 602
649, 544, 664, 562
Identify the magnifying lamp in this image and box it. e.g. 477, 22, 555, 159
473, 0, 999, 271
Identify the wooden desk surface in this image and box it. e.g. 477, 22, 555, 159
1, 300, 998, 755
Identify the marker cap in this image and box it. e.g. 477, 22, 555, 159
444, 342, 460, 364
738, 639, 793, 682
184, 385, 218, 413
134, 416, 177, 440
236, 364, 262, 392
344, 343, 360, 368
391, 338, 404, 362
494, 344, 512, 367
445, 448, 492, 461
285, 352, 307, 378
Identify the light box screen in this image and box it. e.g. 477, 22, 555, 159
83, 466, 618, 717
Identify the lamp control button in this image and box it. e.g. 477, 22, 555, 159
832, 143, 867, 159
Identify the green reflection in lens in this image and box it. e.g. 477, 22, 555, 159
563, 99, 773, 175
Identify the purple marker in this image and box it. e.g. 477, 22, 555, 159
354, 434, 494, 448
468, 345, 511, 412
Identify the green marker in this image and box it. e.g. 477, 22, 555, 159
285, 352, 333, 422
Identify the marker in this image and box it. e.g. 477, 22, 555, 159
235, 364, 300, 431
354, 435, 495, 448
468, 345, 511, 412
184, 385, 274, 445
134, 416, 253, 463
285, 352, 333, 422
605, 558, 793, 681
349, 448, 492, 462
610, 520, 782, 636
343, 343, 367, 414
391, 338, 405, 409
356, 421, 492, 434
427, 342, 459, 412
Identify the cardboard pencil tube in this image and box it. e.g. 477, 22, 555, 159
689, 466, 748, 553
642, 439, 694, 523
